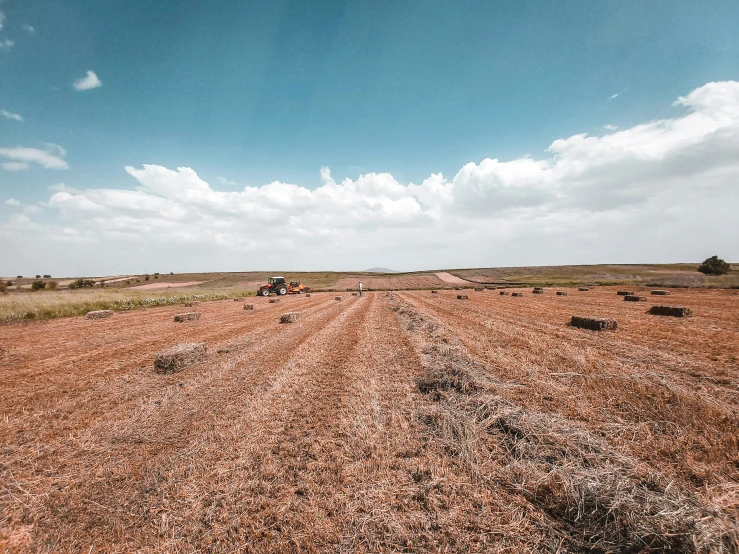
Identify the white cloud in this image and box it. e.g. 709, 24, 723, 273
1, 109, 23, 121
4, 80, 739, 273
610, 92, 620, 99
0, 11, 5, 31
0, 146, 69, 170
5, 198, 20, 206
0, 39, 14, 51
603, 124, 618, 131
1, 162, 29, 171
73, 70, 102, 91
22, 24, 34, 33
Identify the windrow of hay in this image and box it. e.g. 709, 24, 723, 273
173, 312, 200, 322
648, 305, 693, 317
153, 342, 207, 374
571, 316, 617, 331
279, 312, 300, 323
624, 295, 647, 302
85, 310, 113, 320
389, 297, 738, 553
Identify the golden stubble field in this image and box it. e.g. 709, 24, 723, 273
1, 287, 737, 552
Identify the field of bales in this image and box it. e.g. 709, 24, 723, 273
1, 285, 737, 552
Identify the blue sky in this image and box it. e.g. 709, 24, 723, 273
1, 1, 739, 275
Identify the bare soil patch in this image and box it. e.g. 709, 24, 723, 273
132, 280, 206, 290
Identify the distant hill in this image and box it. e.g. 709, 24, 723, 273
363, 267, 399, 273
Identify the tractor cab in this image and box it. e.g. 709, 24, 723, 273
258, 276, 288, 296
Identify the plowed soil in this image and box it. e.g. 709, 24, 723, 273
332, 274, 449, 290
1, 288, 738, 552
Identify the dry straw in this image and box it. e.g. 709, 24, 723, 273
571, 316, 617, 331
280, 312, 300, 323
154, 342, 207, 374
173, 312, 200, 322
85, 310, 113, 320
648, 305, 693, 317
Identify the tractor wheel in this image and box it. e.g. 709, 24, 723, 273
278, 286, 288, 295
260, 288, 270, 297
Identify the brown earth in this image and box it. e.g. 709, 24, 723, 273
332, 274, 449, 290
132, 281, 207, 290
1, 288, 738, 552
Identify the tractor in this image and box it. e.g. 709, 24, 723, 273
258, 276, 309, 296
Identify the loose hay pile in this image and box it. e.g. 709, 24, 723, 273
624, 295, 646, 302
279, 312, 300, 324
648, 305, 693, 317
556, 291, 567, 296
651, 290, 671, 295
85, 310, 113, 320
154, 342, 207, 374
617, 291, 635, 296
243, 304, 254, 311
173, 312, 200, 322
269, 299, 280, 304
571, 316, 617, 331
457, 295, 468, 300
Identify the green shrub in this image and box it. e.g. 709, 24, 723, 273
31, 280, 47, 291
68, 278, 96, 289
697, 256, 731, 276
136, 279, 141, 283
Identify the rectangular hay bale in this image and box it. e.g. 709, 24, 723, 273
280, 312, 300, 323
556, 291, 568, 296
617, 291, 634, 296
533, 289, 544, 294
184, 301, 200, 307
174, 312, 200, 322
578, 288, 590, 291
624, 295, 646, 302
269, 299, 280, 303
234, 297, 244, 302
500, 291, 509, 295
512, 292, 523, 297
335, 296, 343, 301
474, 288, 483, 292
244, 304, 254, 310
431, 290, 438, 294
571, 316, 617, 331
651, 290, 671, 295
647, 305, 692, 317
305, 294, 311, 297
85, 310, 114, 320
457, 295, 468, 300
154, 342, 207, 374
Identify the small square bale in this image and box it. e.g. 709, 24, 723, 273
571, 316, 617, 331
474, 288, 483, 292
431, 290, 438, 294
457, 295, 468, 300
624, 295, 646, 302
335, 296, 343, 301
85, 310, 114, 320
352, 293, 358, 296
305, 293, 311, 297
578, 288, 590, 292
647, 305, 692, 317
651, 290, 671, 295
500, 291, 510, 295
154, 342, 207, 374
556, 291, 568, 296
269, 299, 280, 304
280, 312, 300, 323
533, 288, 544, 294
174, 312, 200, 322
617, 291, 634, 296
234, 297, 244, 302
512, 292, 523, 297
244, 304, 254, 310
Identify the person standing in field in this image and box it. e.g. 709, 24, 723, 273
359, 281, 363, 297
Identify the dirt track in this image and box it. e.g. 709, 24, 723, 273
1, 289, 738, 552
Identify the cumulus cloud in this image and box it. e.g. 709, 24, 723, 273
73, 70, 102, 91
1, 109, 23, 121
0, 11, 5, 31
22, 24, 34, 33
0, 39, 13, 51
0, 145, 69, 170
5, 198, 20, 206
4, 81, 739, 273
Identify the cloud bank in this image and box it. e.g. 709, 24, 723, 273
2, 81, 739, 275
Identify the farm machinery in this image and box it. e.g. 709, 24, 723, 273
258, 276, 309, 296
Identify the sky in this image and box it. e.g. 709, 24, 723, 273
1, 0, 738, 276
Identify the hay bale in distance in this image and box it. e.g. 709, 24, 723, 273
244, 304, 254, 311
500, 291, 510, 295
184, 301, 200, 307
457, 295, 468, 300
533, 288, 544, 294
648, 305, 692, 317
651, 290, 671, 295
305, 293, 311, 297
556, 291, 568, 296
269, 299, 280, 304
85, 310, 113, 320
578, 287, 590, 292
431, 290, 438, 294
474, 287, 484, 292
173, 312, 200, 322
352, 292, 358, 296
335, 296, 342, 301
280, 312, 300, 324
234, 297, 244, 302
154, 342, 207, 374
512, 292, 523, 297
617, 291, 634, 296
571, 316, 617, 331
624, 295, 646, 302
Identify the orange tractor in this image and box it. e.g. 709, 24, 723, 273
258, 276, 309, 296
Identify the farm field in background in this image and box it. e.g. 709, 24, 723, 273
1, 287, 737, 552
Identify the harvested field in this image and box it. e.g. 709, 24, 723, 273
333, 274, 447, 290
154, 342, 208, 374
434, 271, 475, 285
133, 281, 206, 290
1, 287, 738, 552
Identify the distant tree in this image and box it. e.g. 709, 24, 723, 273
31, 280, 47, 291
697, 255, 731, 276
43, 274, 51, 278
47, 280, 59, 290
16, 275, 22, 279
35, 274, 41, 279
170, 272, 174, 275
